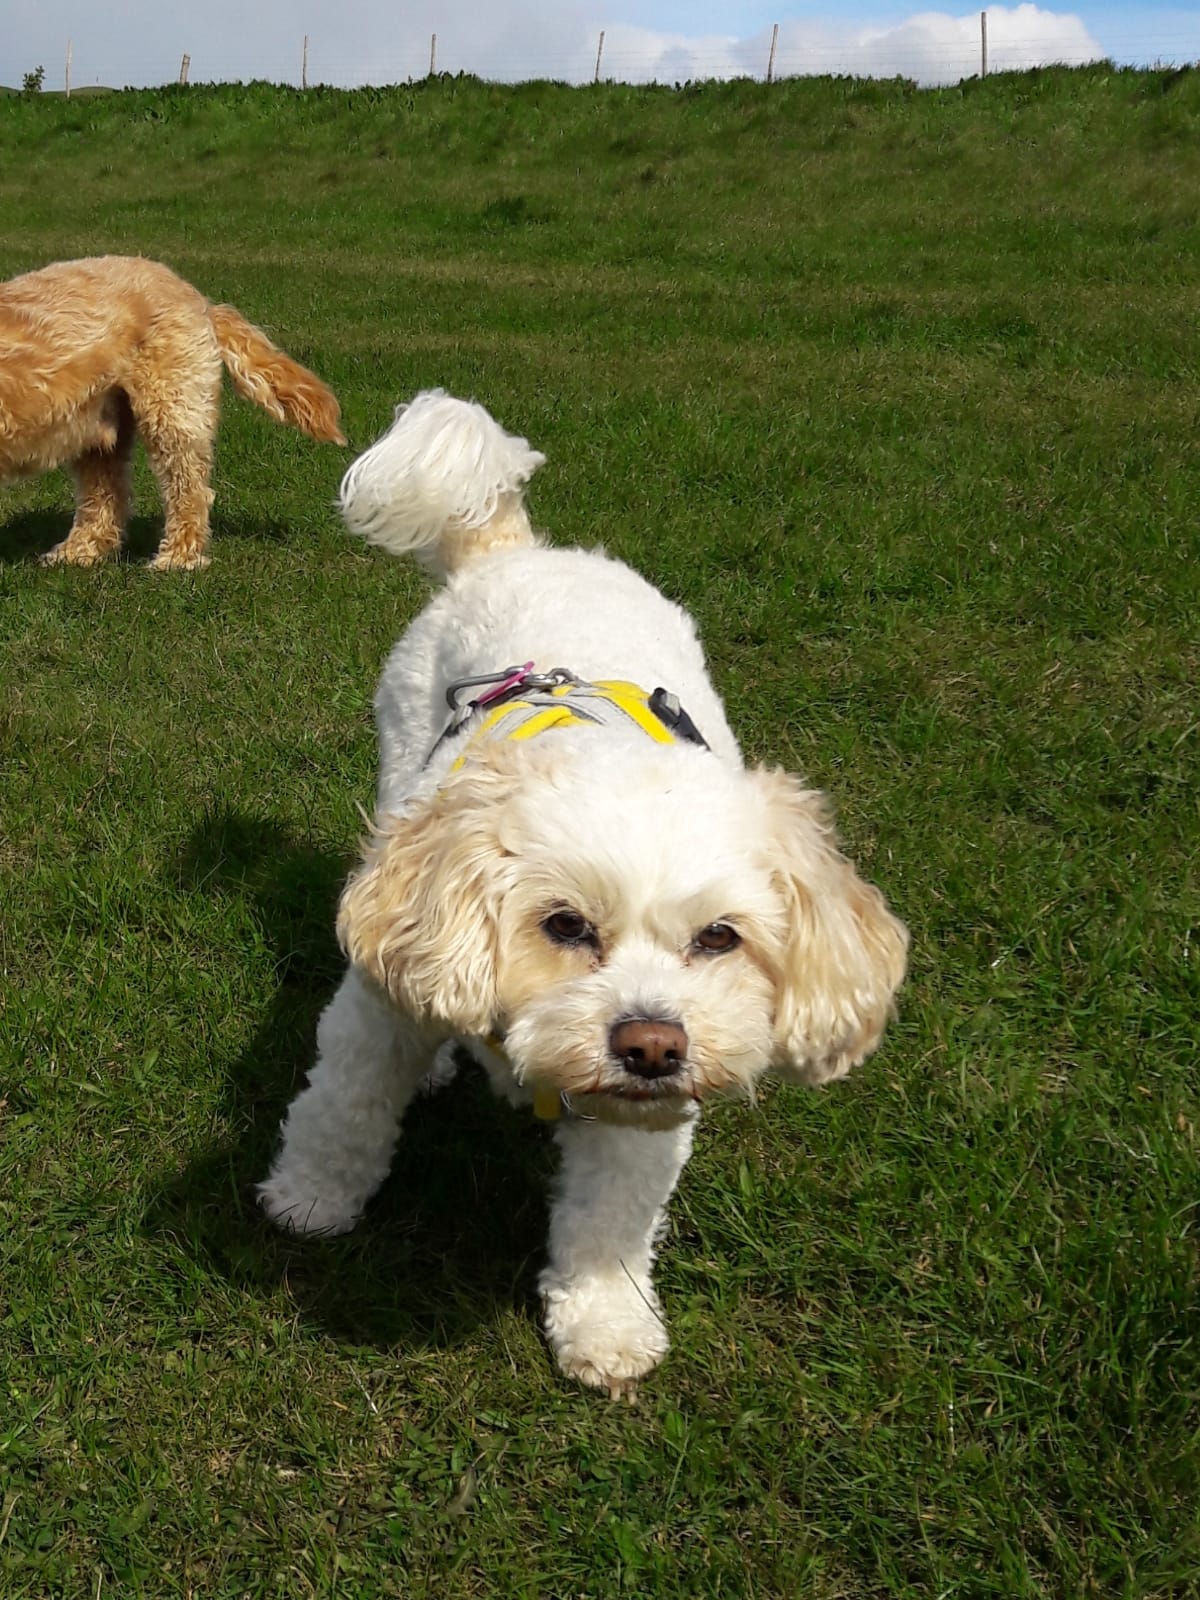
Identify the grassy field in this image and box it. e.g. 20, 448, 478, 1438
1, 68, 1199, 1598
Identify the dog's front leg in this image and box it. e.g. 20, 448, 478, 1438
257, 967, 435, 1236
539, 1115, 697, 1398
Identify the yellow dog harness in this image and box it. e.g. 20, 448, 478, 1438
450, 676, 686, 770
427, 663, 710, 772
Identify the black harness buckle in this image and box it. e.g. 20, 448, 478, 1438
649, 687, 710, 750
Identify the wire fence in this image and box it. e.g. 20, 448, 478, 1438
19, 17, 1200, 100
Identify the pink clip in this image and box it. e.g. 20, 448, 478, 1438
474, 662, 535, 707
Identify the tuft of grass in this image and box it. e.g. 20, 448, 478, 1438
2, 71, 1198, 1598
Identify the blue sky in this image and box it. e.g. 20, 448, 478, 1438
5, 0, 1199, 91
664, 0, 1193, 42
598, 0, 1198, 64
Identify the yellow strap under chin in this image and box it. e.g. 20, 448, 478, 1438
486, 1033, 562, 1121
532, 1085, 564, 1121
450, 679, 676, 772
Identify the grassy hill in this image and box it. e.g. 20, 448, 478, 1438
0, 85, 120, 96
1, 70, 1198, 1598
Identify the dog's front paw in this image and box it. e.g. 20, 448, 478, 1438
256, 1172, 362, 1237
40, 539, 113, 568
148, 548, 211, 573
541, 1272, 669, 1399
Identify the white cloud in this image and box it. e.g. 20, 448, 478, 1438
850, 4, 1104, 83
585, 7, 1104, 87
2, 1, 1107, 93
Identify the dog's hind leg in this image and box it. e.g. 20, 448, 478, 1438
123, 328, 221, 572
41, 394, 135, 567
257, 969, 436, 1236
140, 412, 217, 572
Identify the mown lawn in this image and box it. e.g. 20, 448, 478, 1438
1, 68, 1198, 1598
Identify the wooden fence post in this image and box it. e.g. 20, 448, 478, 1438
981, 11, 988, 77
65, 38, 72, 99
302, 34, 309, 90
594, 30, 605, 83
767, 23, 779, 84
430, 33, 437, 76
179, 53, 190, 85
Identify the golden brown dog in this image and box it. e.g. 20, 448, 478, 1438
0, 255, 346, 570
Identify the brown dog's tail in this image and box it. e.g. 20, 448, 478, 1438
208, 304, 346, 444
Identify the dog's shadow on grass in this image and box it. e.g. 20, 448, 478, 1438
146, 807, 552, 1354
1, 507, 295, 564
0, 508, 164, 565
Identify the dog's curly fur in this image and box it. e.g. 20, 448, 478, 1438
0, 255, 346, 569
258, 390, 910, 1396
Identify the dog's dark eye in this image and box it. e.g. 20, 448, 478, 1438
543, 910, 597, 948
694, 922, 740, 954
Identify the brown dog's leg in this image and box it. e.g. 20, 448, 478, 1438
41, 396, 136, 567
125, 321, 221, 572
142, 431, 215, 571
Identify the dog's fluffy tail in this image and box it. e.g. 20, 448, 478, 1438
338, 389, 546, 578
209, 304, 346, 445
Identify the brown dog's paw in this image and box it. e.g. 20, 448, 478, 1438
40, 539, 115, 568
148, 549, 211, 573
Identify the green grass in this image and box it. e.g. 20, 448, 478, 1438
1, 69, 1198, 1598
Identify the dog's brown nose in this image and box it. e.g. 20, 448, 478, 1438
610, 1018, 688, 1079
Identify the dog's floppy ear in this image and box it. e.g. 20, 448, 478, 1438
337, 765, 512, 1035
752, 768, 908, 1086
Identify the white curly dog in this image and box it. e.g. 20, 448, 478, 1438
258, 390, 908, 1396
